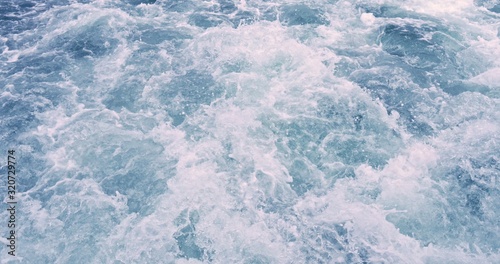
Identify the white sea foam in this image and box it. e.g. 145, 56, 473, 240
1, 0, 499, 262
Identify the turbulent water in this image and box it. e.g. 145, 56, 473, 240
1, 0, 499, 263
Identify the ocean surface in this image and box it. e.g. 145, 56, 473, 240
1, 0, 499, 263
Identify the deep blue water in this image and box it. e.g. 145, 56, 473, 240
1, 0, 499, 263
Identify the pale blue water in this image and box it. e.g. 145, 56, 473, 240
1, 0, 499, 263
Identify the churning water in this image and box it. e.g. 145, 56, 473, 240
1, 0, 499, 263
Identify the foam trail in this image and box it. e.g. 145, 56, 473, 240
0, 0, 499, 263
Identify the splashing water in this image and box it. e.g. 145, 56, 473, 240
1, 0, 499, 263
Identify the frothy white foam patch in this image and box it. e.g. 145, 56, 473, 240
2, 47, 20, 62
294, 185, 424, 262
4, 0, 500, 262
404, 0, 475, 16
470, 67, 500, 87
360, 12, 376, 25
367, 143, 440, 224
